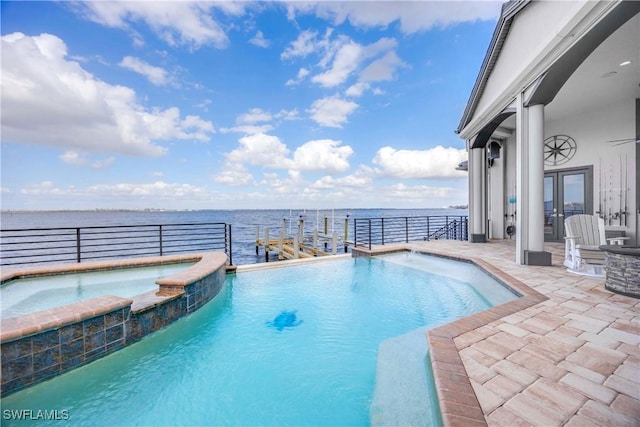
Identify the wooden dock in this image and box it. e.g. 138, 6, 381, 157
254, 218, 351, 262
255, 236, 342, 261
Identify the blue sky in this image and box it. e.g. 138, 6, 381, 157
1, 1, 500, 211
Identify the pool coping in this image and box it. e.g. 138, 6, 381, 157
1, 252, 214, 284
0, 252, 228, 342
234, 253, 352, 272
352, 245, 548, 427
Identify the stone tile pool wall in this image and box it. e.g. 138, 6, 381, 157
0, 252, 228, 396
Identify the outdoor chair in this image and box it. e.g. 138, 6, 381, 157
563, 214, 607, 277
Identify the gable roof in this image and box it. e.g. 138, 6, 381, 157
455, 0, 530, 135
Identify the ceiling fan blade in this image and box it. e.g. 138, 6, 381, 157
606, 137, 639, 143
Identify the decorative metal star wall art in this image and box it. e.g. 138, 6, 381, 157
544, 135, 576, 166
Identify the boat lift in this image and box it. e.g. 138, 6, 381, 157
255, 214, 352, 261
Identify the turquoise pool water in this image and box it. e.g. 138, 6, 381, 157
0, 262, 196, 319
1, 253, 517, 426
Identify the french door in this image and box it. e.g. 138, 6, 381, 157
544, 167, 593, 242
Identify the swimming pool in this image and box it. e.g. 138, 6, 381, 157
0, 262, 197, 319
0, 252, 517, 426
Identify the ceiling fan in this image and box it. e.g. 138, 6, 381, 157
606, 137, 639, 146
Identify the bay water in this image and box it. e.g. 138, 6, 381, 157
0, 208, 467, 266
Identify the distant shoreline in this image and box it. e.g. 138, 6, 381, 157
1, 207, 468, 214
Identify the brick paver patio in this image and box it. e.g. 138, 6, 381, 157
362, 239, 639, 426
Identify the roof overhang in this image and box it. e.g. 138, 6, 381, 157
457, 0, 640, 144
456, 0, 531, 135
527, 0, 640, 106
470, 108, 516, 149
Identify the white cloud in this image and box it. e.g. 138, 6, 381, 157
345, 82, 370, 98
1, 33, 215, 157
293, 139, 353, 173
59, 151, 115, 169
221, 108, 298, 134
283, 29, 403, 95
217, 104, 355, 179
312, 40, 362, 88
195, 98, 212, 111
214, 162, 256, 186
60, 151, 87, 166
237, 107, 273, 124
360, 51, 405, 82
221, 135, 354, 178
362, 37, 398, 57
285, 1, 501, 34
92, 156, 115, 169
307, 96, 358, 128
87, 181, 208, 198
19, 180, 211, 199
373, 146, 468, 179
386, 183, 452, 201
258, 169, 308, 195
310, 166, 373, 189
281, 29, 319, 60
249, 31, 270, 48
226, 133, 292, 169
275, 109, 299, 121
119, 56, 172, 86
72, 1, 240, 49
286, 67, 310, 86
20, 181, 67, 196
220, 124, 275, 135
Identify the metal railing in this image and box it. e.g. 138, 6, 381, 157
353, 216, 468, 250
0, 222, 232, 268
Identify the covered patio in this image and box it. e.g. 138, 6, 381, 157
457, 0, 639, 266
444, 2, 639, 423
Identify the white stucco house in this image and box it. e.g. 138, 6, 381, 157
457, 0, 639, 265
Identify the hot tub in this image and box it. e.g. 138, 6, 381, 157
0, 252, 228, 396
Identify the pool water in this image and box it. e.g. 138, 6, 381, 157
1, 253, 517, 426
0, 262, 196, 319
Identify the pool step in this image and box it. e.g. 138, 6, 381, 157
369, 326, 442, 427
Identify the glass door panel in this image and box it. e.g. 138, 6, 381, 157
544, 167, 592, 242
561, 172, 585, 219
544, 175, 556, 238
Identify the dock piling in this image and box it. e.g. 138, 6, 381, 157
344, 216, 349, 253
293, 236, 300, 259
255, 225, 260, 255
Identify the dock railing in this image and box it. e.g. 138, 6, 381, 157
353, 215, 468, 250
0, 222, 233, 268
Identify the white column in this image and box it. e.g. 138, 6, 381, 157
469, 146, 486, 242
516, 93, 551, 265
472, 148, 483, 233
516, 93, 528, 264
528, 104, 545, 252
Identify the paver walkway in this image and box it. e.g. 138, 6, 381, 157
370, 239, 639, 426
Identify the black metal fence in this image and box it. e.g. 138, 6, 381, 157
0, 222, 232, 268
353, 216, 468, 250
